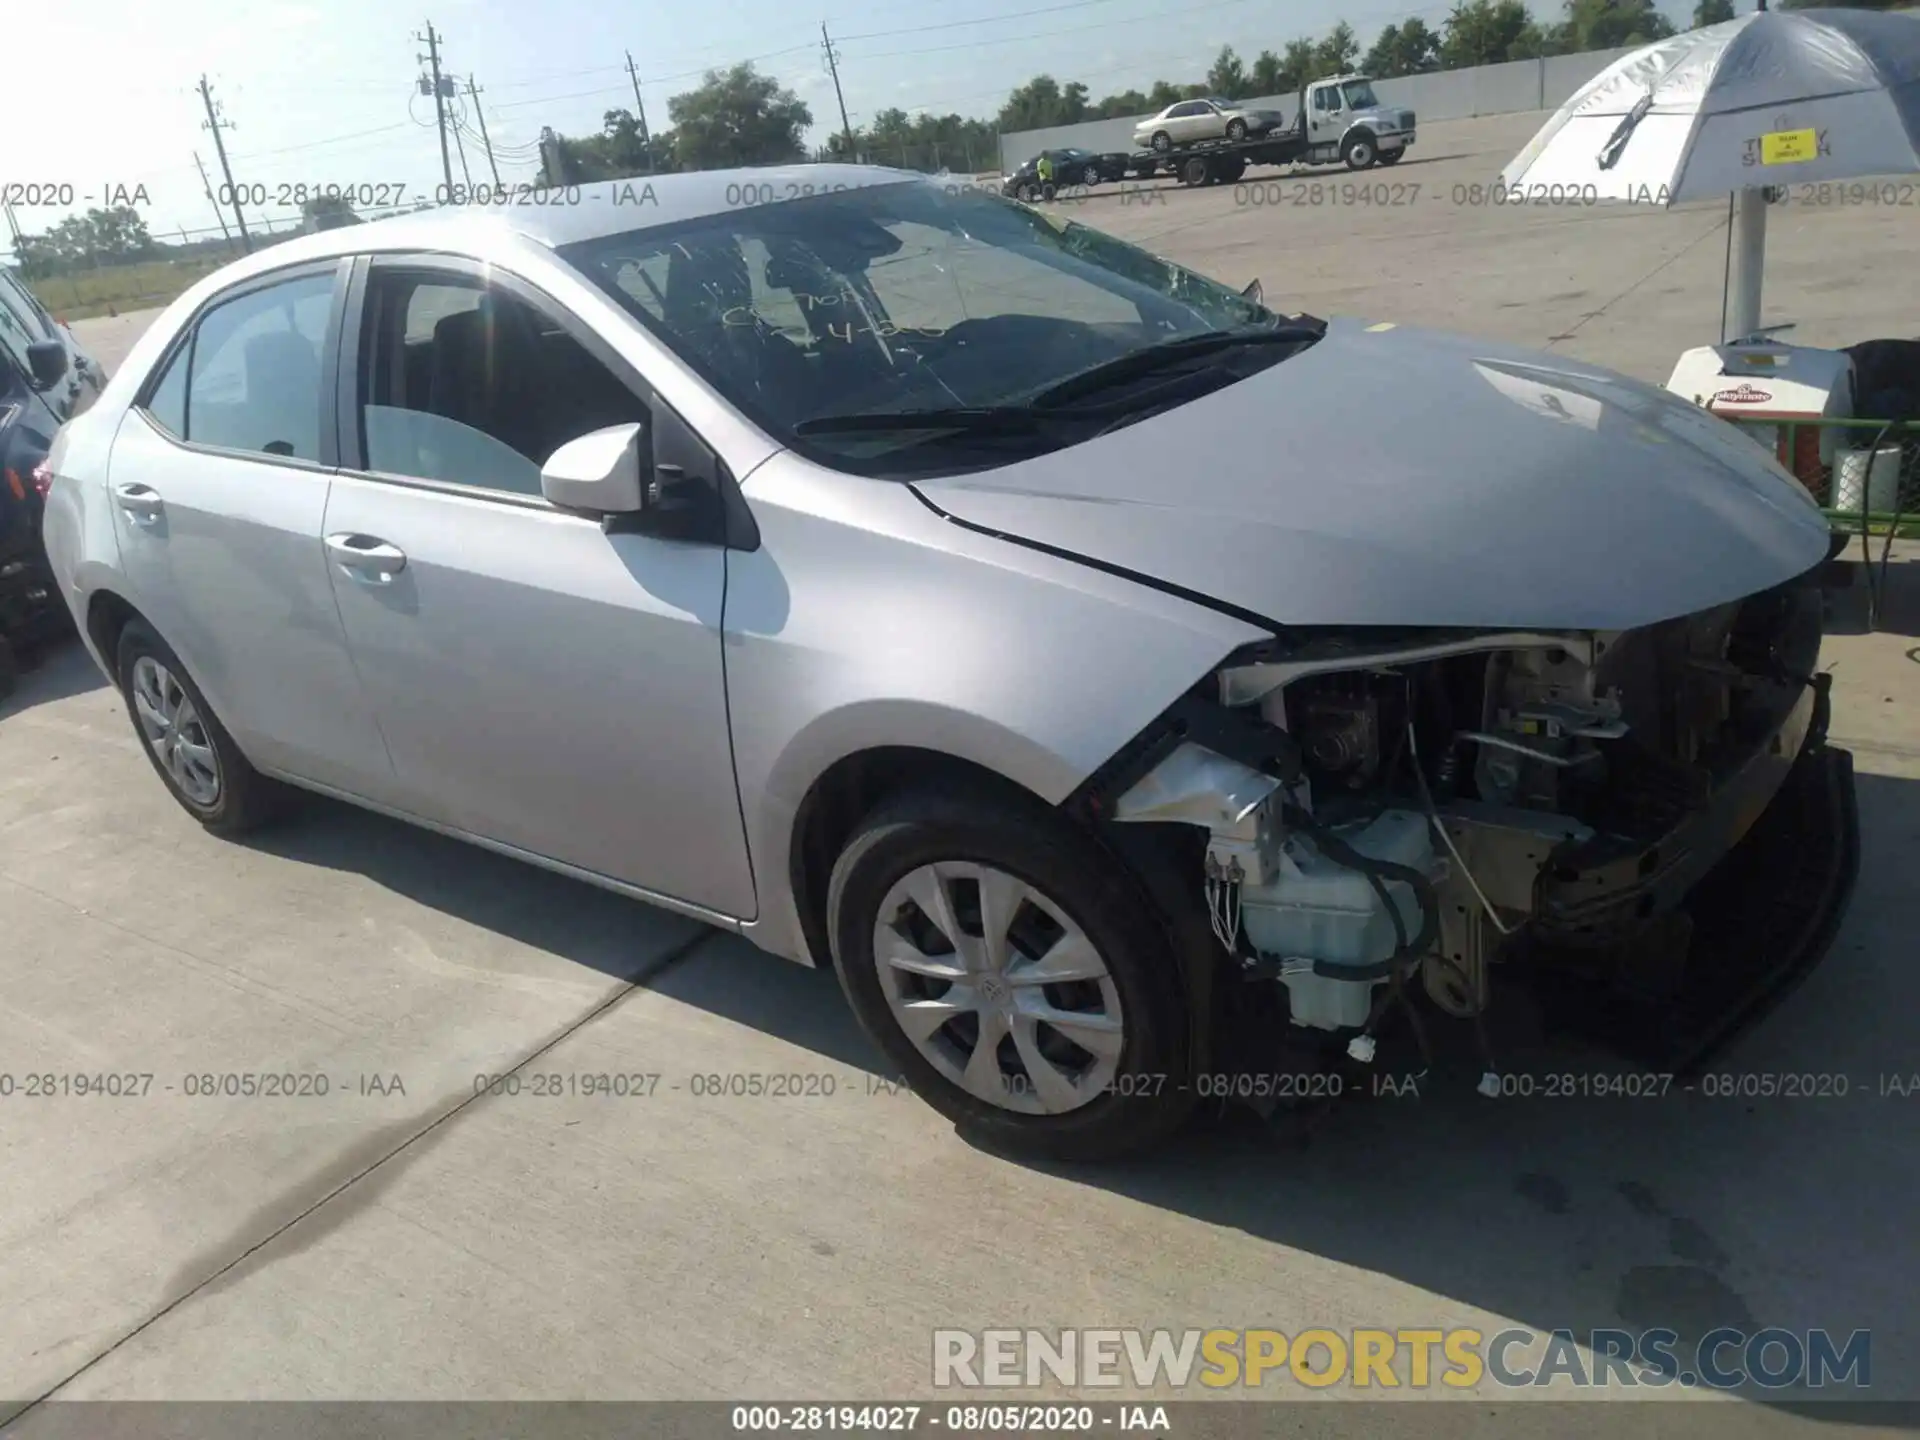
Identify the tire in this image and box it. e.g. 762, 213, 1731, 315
827, 787, 1196, 1162
1150, 131, 1172, 154
1220, 157, 1247, 184
1181, 156, 1210, 187
1225, 118, 1248, 142
1021, 183, 1042, 203
115, 617, 280, 835
1344, 132, 1377, 171
1377, 148, 1403, 166
1041, 182, 1057, 202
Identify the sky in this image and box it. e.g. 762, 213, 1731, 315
10, 0, 1699, 241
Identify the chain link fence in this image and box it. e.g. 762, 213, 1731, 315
1722, 416, 1920, 536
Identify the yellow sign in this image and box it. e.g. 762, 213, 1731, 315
1760, 128, 1819, 165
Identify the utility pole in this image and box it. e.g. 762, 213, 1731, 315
450, 102, 475, 188
417, 22, 456, 196
466, 77, 503, 187
821, 22, 856, 161
623, 50, 656, 173
197, 76, 253, 253
192, 151, 235, 247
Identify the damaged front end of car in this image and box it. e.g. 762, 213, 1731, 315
1071, 562, 1860, 1093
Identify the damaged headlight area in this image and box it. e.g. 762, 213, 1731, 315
1079, 572, 1859, 1086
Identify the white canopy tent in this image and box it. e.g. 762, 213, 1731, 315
1501, 8, 1920, 342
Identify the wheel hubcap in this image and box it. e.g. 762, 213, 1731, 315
872, 862, 1124, 1116
131, 656, 221, 807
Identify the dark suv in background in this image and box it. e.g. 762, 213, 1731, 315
0, 269, 88, 694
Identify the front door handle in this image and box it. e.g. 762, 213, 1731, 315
114, 482, 164, 524
324, 532, 408, 583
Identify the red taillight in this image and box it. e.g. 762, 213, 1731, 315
30, 459, 54, 499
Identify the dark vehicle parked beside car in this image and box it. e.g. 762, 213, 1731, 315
1001, 148, 1132, 201
0, 306, 77, 696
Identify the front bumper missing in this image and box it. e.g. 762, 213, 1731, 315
1525, 713, 1860, 1075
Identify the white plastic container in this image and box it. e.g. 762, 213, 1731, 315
1834, 446, 1905, 516
1239, 810, 1435, 1029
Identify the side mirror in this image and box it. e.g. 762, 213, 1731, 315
541, 423, 646, 521
1241, 277, 1263, 304
25, 341, 69, 391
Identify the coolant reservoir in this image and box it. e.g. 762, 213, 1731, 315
1239, 810, 1435, 1031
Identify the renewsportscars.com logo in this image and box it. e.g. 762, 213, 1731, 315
932, 1327, 1871, 1391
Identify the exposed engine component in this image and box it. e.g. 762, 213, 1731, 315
1106, 584, 1826, 1088
1466, 646, 1626, 811
1236, 809, 1435, 1030
1295, 687, 1382, 788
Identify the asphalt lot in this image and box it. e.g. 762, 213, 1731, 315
5, 109, 1920, 1427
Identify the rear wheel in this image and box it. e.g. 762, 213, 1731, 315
1181, 156, 1211, 187
116, 618, 280, 834
828, 789, 1195, 1161
1150, 130, 1172, 153
1225, 118, 1248, 142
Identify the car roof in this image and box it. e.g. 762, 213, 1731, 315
196, 164, 921, 280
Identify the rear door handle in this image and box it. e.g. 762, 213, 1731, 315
324, 532, 408, 583
114, 483, 164, 523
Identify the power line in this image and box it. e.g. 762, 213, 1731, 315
488, 41, 819, 112
228, 121, 416, 162
835, 0, 1130, 42
841, 0, 1271, 62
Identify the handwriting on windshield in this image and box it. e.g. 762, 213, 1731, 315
720, 303, 948, 344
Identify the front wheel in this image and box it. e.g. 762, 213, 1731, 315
827, 789, 1195, 1161
1225, 118, 1248, 142
1344, 133, 1377, 170
1150, 130, 1172, 153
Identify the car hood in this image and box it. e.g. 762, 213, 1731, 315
910, 319, 1834, 632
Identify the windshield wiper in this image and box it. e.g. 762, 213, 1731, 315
1029, 323, 1324, 408
793, 406, 1076, 437
792, 322, 1326, 438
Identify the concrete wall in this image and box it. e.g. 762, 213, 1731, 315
996, 46, 1642, 173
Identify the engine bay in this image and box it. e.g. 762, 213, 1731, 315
1104, 573, 1833, 1088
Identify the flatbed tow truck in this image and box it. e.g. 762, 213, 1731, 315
1127, 73, 1417, 187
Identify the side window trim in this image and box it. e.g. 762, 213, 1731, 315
338, 254, 662, 505
337, 252, 751, 548
132, 257, 351, 472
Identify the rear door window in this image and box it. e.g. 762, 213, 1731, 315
141, 271, 337, 460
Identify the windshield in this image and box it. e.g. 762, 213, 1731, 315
1342, 81, 1379, 110
559, 180, 1292, 476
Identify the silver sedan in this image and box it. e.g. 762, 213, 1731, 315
40, 168, 1857, 1159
